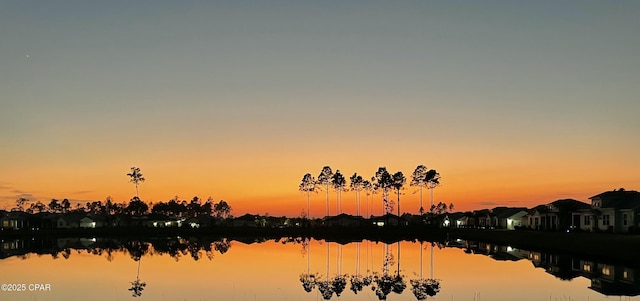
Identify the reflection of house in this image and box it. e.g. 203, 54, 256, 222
1, 211, 32, 230
590, 264, 640, 296
323, 214, 365, 227
524, 250, 581, 280
523, 199, 590, 231
572, 190, 640, 233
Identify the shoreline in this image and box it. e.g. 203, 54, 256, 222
2, 226, 639, 267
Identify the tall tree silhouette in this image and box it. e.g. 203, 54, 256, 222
349, 173, 364, 216
331, 170, 347, 214
425, 169, 441, 211
213, 200, 232, 218
362, 180, 373, 217
14, 197, 28, 211
299, 173, 316, 219
391, 171, 406, 216
127, 197, 148, 216
127, 167, 145, 198
373, 167, 393, 214
410, 165, 429, 214
316, 166, 334, 217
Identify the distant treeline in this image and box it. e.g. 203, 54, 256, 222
9, 196, 232, 218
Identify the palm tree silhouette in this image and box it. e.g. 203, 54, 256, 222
362, 180, 373, 217
373, 167, 393, 215
331, 170, 346, 214
299, 173, 316, 219
425, 169, 441, 211
410, 165, 429, 214
391, 171, 406, 216
317, 166, 334, 217
126, 167, 145, 198
349, 173, 364, 216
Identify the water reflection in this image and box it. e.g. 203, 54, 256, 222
1, 236, 639, 299
452, 239, 640, 297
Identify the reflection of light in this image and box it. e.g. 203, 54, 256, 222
602, 265, 611, 276
91, 238, 97, 242
90, 222, 96, 228
190, 222, 199, 228
443, 219, 450, 227
507, 218, 512, 225
153, 222, 158, 227
375, 221, 384, 227
456, 220, 462, 226
506, 246, 514, 252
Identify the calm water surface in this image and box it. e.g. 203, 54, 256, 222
0, 237, 638, 301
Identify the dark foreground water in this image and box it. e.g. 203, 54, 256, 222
0, 237, 638, 301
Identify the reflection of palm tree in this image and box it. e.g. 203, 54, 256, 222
410, 241, 441, 300
392, 241, 406, 294
349, 241, 367, 294
128, 260, 146, 297
299, 238, 318, 293
125, 241, 148, 298
317, 242, 334, 300
372, 243, 396, 300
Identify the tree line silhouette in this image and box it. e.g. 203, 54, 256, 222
300, 165, 446, 218
8, 167, 232, 219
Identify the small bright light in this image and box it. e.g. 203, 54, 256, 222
91, 222, 96, 228
507, 246, 513, 252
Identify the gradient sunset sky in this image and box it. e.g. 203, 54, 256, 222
1, 1, 639, 216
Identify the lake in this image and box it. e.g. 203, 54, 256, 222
0, 236, 638, 300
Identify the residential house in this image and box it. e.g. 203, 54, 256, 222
232, 214, 260, 227
1, 211, 32, 230
323, 214, 365, 227
80, 215, 106, 228
492, 207, 528, 230
56, 212, 85, 229
474, 209, 492, 228
572, 190, 640, 233
370, 214, 408, 227
524, 199, 591, 231
142, 214, 181, 227
185, 216, 221, 228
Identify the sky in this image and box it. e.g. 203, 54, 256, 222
1, 0, 639, 217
